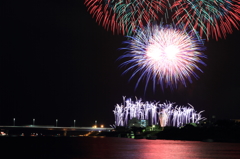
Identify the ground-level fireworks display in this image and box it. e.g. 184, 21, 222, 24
113, 97, 206, 128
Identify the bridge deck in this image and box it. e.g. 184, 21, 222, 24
0, 125, 113, 132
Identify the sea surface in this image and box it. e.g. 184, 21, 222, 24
1, 137, 240, 159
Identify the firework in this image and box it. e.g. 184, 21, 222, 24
84, 0, 166, 35
84, 0, 120, 34
119, 23, 206, 91
113, 97, 206, 127
171, 0, 240, 40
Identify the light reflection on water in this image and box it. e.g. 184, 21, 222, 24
77, 137, 240, 159
2, 137, 240, 158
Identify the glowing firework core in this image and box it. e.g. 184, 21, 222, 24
147, 44, 160, 60
165, 45, 179, 60
147, 44, 179, 61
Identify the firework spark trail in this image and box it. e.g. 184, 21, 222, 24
113, 97, 206, 127
171, 0, 240, 40
84, 0, 121, 34
84, 0, 166, 35
114, 0, 166, 35
159, 109, 168, 127
113, 104, 123, 126
119, 23, 206, 91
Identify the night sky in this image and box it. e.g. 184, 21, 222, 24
1, 0, 240, 127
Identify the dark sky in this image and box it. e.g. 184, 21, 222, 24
1, 0, 240, 127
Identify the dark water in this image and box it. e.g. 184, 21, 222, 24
1, 137, 240, 159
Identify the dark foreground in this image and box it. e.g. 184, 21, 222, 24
1, 136, 240, 159
101, 120, 240, 143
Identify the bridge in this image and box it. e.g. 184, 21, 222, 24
0, 125, 114, 137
